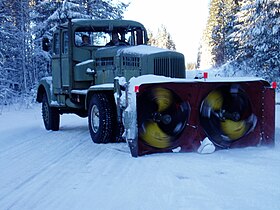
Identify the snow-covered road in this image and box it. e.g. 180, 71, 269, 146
0, 103, 279, 210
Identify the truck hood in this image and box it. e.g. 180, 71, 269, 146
117, 45, 173, 55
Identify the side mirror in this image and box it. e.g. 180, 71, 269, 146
42, 37, 50, 51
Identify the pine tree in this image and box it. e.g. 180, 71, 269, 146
223, 0, 240, 62
148, 25, 176, 50
147, 30, 156, 46
196, 44, 202, 69
199, 27, 213, 69
87, 0, 129, 20
199, 0, 240, 68
226, 0, 280, 82
0, 0, 34, 105
199, 0, 220, 68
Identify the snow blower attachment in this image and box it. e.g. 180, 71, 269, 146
122, 76, 275, 157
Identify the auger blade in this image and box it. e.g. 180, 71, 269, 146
137, 85, 190, 155
200, 85, 256, 148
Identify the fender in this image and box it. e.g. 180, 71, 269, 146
85, 83, 114, 110
36, 77, 55, 106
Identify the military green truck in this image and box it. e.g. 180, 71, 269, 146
36, 19, 186, 144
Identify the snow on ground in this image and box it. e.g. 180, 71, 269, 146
0, 94, 279, 210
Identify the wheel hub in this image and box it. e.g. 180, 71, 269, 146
43, 102, 49, 123
90, 105, 100, 133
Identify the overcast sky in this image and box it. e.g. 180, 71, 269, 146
123, 0, 210, 63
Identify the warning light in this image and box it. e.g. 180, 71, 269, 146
271, 82, 277, 89
134, 86, 139, 93
203, 72, 208, 81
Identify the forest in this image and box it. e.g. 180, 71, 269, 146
0, 0, 279, 106
198, 0, 279, 84
0, 0, 128, 106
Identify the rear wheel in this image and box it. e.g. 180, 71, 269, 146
42, 93, 60, 131
88, 93, 115, 143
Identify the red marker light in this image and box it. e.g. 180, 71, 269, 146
203, 72, 208, 80
271, 81, 277, 89
134, 86, 139, 93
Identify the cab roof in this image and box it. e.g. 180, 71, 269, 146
60, 19, 146, 32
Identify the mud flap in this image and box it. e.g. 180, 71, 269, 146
125, 78, 275, 157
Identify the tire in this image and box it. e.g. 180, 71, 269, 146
88, 93, 115, 143
42, 93, 60, 131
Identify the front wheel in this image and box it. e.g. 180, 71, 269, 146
88, 93, 114, 143
42, 93, 60, 131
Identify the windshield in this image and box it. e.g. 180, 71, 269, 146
74, 27, 145, 47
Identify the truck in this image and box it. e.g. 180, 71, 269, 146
36, 19, 275, 157
36, 19, 185, 144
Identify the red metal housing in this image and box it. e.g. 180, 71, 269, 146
134, 80, 275, 156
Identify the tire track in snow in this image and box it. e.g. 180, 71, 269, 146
0, 132, 48, 160
0, 130, 95, 203
0, 145, 109, 209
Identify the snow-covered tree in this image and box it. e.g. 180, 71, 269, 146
234, 0, 279, 80
148, 25, 176, 50
147, 30, 156, 46
199, 0, 279, 86
199, 28, 213, 69
0, 0, 34, 105
223, 0, 240, 62
200, 0, 240, 68
221, 0, 280, 84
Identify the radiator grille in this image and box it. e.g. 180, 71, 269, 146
154, 57, 185, 78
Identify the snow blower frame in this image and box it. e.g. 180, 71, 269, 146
124, 78, 275, 157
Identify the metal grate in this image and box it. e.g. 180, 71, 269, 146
96, 57, 114, 66
154, 57, 185, 78
123, 56, 140, 67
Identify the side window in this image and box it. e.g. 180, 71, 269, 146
62, 31, 68, 54
53, 33, 60, 55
